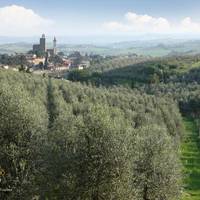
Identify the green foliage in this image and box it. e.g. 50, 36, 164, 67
68, 69, 91, 82
65, 53, 200, 200
71, 106, 132, 199
66, 55, 200, 87
0, 69, 183, 199
48, 55, 64, 65
35, 50, 46, 58
0, 54, 28, 67
133, 125, 181, 200
140, 83, 200, 118
0, 83, 48, 199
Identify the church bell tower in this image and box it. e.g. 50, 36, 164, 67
40, 34, 46, 53
53, 36, 57, 55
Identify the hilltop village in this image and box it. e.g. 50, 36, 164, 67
0, 34, 91, 77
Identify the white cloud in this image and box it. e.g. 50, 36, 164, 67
125, 12, 171, 32
103, 11, 200, 34
103, 12, 171, 34
180, 17, 200, 32
0, 5, 53, 36
1, 6, 200, 37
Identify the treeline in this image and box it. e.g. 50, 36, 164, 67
139, 82, 200, 136
0, 54, 28, 66
138, 83, 200, 116
89, 54, 149, 73
0, 69, 183, 200
67, 55, 200, 86
67, 55, 200, 125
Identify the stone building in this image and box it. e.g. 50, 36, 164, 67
33, 34, 46, 54
33, 34, 57, 57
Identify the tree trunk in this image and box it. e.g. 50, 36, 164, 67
143, 185, 149, 200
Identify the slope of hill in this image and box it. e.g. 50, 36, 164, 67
0, 43, 32, 54
68, 55, 200, 87
67, 53, 200, 200
0, 69, 183, 199
2, 39, 200, 56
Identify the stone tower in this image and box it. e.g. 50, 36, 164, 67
40, 34, 46, 53
53, 36, 57, 55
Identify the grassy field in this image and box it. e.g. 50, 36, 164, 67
181, 118, 200, 200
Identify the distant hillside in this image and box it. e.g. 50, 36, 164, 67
1, 39, 200, 56
0, 43, 32, 54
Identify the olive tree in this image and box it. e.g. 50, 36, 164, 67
132, 125, 181, 200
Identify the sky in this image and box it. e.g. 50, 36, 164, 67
1, 0, 200, 41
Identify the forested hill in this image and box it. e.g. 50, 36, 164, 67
67, 53, 200, 200
68, 54, 200, 86
0, 69, 183, 200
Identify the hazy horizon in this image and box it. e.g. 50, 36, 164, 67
1, 34, 200, 45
